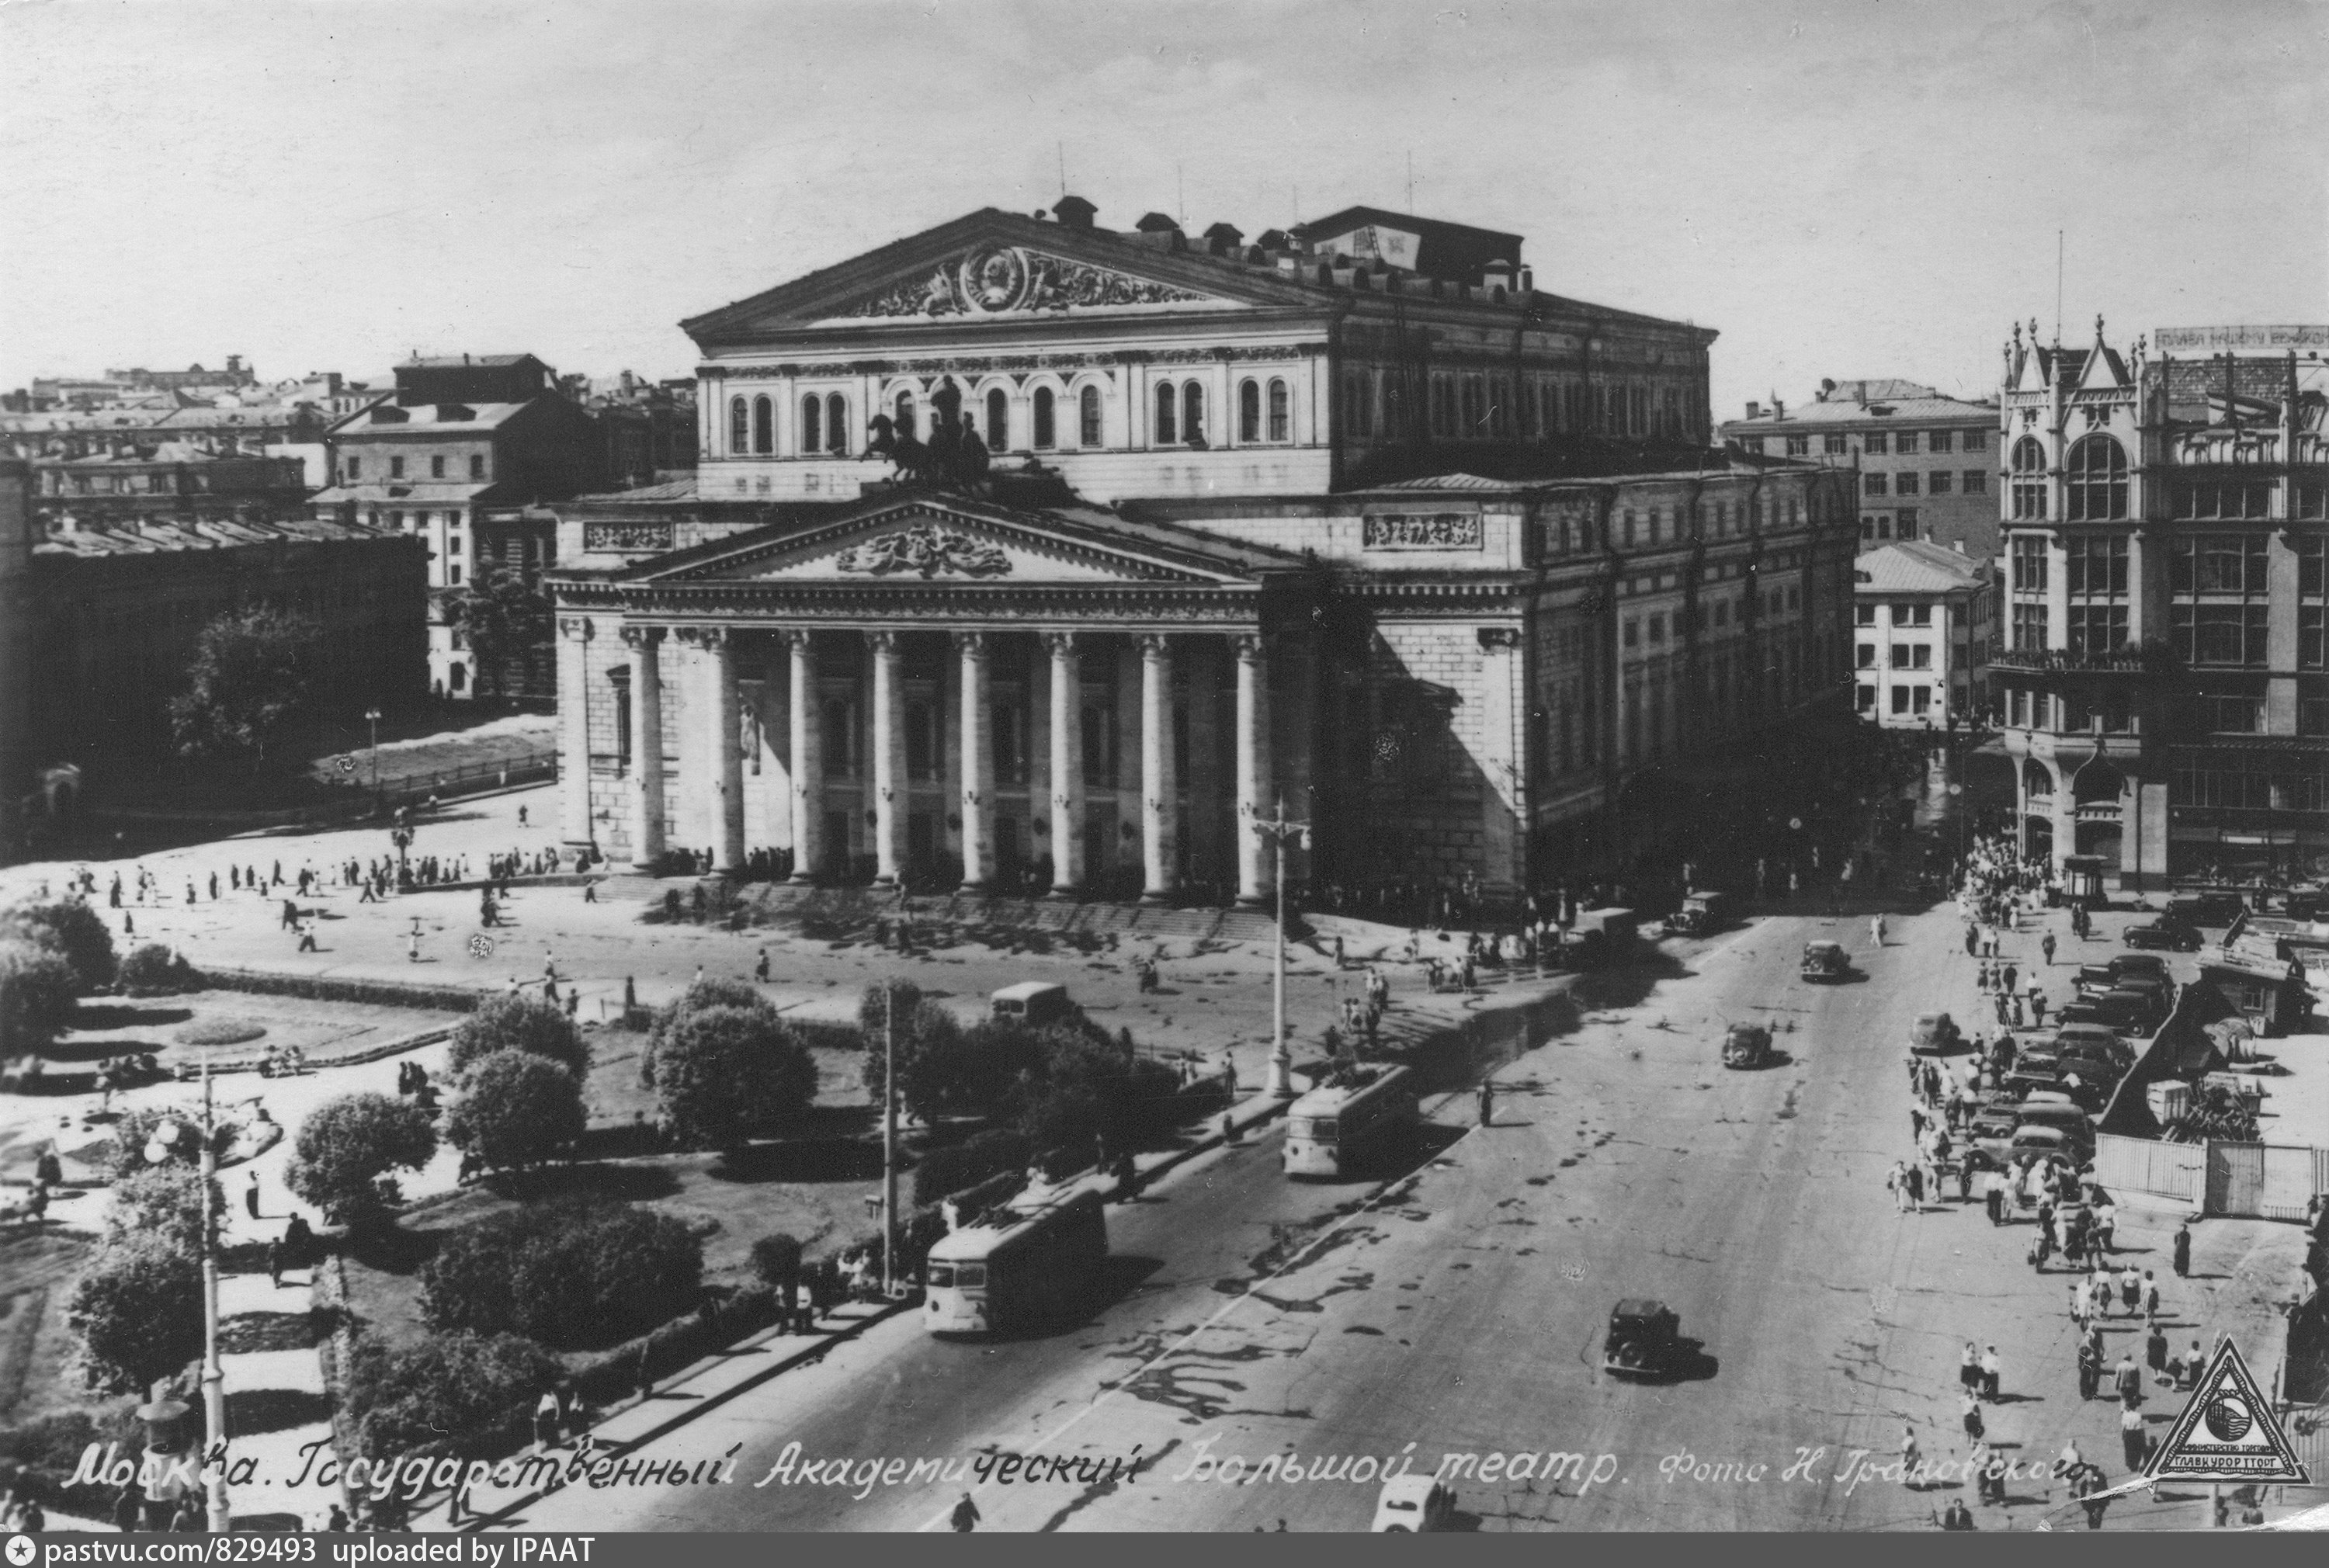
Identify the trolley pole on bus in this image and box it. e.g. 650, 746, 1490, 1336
1251, 792, 1309, 1099
881, 983, 897, 1296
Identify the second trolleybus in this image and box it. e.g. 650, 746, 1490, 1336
1283, 1064, 1418, 1178
923, 1185, 1108, 1336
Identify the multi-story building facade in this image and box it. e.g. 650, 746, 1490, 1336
314, 354, 599, 697
547, 200, 1857, 904
26, 443, 310, 529
1991, 321, 2328, 889
1852, 539, 1994, 728
1721, 380, 2001, 557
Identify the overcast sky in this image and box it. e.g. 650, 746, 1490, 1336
3, 0, 2323, 418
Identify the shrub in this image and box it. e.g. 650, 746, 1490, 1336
654, 1004, 817, 1149
104, 1164, 219, 1255
102, 1105, 234, 1181
447, 992, 588, 1079
284, 1092, 438, 1227
2, 900, 117, 992
1007, 1028, 1182, 1153
68, 1233, 202, 1394
342, 1330, 561, 1462
639, 977, 764, 1087
444, 1051, 585, 1172
422, 1200, 703, 1349
748, 1233, 802, 1294
0, 940, 78, 1060
116, 944, 200, 996
911, 1127, 1033, 1209
174, 1019, 265, 1047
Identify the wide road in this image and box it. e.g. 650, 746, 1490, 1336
519, 900, 2008, 1532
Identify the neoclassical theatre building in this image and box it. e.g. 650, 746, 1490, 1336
547, 202, 1859, 903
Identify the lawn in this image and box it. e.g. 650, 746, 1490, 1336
0, 1232, 117, 1430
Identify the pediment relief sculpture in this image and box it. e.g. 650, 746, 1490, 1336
835, 525, 1012, 578
842, 246, 1209, 318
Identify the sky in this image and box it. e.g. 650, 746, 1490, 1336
2, 0, 2324, 419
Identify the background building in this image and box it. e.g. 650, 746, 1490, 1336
312, 353, 599, 698
1991, 320, 2327, 889
0, 461, 32, 857
1720, 380, 2001, 557
1853, 539, 1994, 728
26, 442, 309, 529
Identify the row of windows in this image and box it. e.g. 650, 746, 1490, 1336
1854, 643, 1935, 670
1345, 371, 1698, 445
725, 377, 1300, 458
1865, 470, 1986, 498
1855, 683, 1939, 716
2007, 434, 2128, 521
2170, 536, 2271, 596
1785, 428, 1987, 458
1860, 510, 1921, 542
2173, 757, 2324, 811
343, 453, 486, 483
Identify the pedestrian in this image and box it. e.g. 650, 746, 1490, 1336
1959, 1341, 1980, 1393
325, 1504, 348, 1532
2077, 1337, 2102, 1400
519, 804, 529, 827
2147, 1322, 2168, 1380
2001, 962, 2017, 994
1871, 913, 1886, 946
1905, 1161, 1925, 1210
2143, 1270, 2161, 1323
950, 1492, 981, 1532
266, 1239, 284, 1289
1941, 1497, 1974, 1531
2172, 1219, 2192, 1278
2042, 931, 2057, 966
2119, 1262, 2140, 1313
534, 1389, 562, 1452
1956, 1158, 1973, 1202
1964, 924, 1978, 957
584, 880, 599, 904
2120, 1403, 2147, 1471
408, 929, 422, 963
2070, 1277, 2089, 1330
1984, 1169, 2005, 1226
245, 1171, 261, 1219
1980, 1344, 2001, 1400
1961, 1389, 1984, 1441
2115, 1351, 2142, 1404
1477, 1081, 1494, 1128
755, 948, 770, 983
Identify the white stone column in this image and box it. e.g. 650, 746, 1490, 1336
956, 630, 995, 891
557, 616, 594, 847
623, 626, 665, 869
784, 631, 821, 883
869, 630, 907, 888
1477, 626, 1525, 893
1139, 633, 1178, 901
1045, 631, 1084, 895
1234, 632, 1272, 906
696, 628, 745, 874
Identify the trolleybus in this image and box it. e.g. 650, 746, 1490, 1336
1283, 1064, 1418, 1178
923, 1186, 1107, 1336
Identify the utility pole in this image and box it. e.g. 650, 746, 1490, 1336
881, 983, 897, 1296
1251, 791, 1309, 1098
148, 1054, 229, 1530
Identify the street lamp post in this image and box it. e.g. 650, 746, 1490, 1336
880, 983, 897, 1297
146, 1052, 228, 1532
1250, 792, 1309, 1099
364, 707, 383, 810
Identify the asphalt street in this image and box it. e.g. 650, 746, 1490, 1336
512, 900, 2064, 1533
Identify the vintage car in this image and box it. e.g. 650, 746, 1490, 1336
2123, 916, 2202, 952
1721, 1022, 1773, 1070
1669, 890, 1738, 937
1971, 1122, 2077, 1171
1371, 1475, 1458, 1532
1603, 1299, 1682, 1378
2106, 952, 2171, 983
1800, 941, 1849, 982
2167, 893, 2247, 928
2051, 1024, 2135, 1067
1908, 1011, 1963, 1055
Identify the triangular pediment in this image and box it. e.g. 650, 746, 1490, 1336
682, 209, 1319, 346
637, 496, 1263, 589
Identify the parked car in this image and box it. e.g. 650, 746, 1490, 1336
1372, 1475, 1458, 1532
1800, 941, 1849, 982
2051, 1024, 2134, 1067
2168, 893, 2247, 928
2106, 952, 2171, 983
1670, 890, 1738, 937
2015, 1101, 2095, 1141
1721, 1022, 1773, 1070
2054, 1001, 2136, 1033
1909, 1011, 1963, 1055
1973, 1123, 2077, 1170
1603, 1299, 1682, 1378
2122, 917, 2200, 952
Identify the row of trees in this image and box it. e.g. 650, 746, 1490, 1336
1, 899, 116, 1060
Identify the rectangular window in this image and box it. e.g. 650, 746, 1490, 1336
389, 456, 405, 479
1824, 434, 1848, 455
2011, 536, 2050, 594
1623, 618, 1640, 648
1647, 613, 1666, 644
1895, 471, 1921, 496
2297, 536, 2324, 597
1963, 470, 1987, 494
1856, 683, 1876, 712
2066, 536, 2129, 595
1911, 685, 1931, 713
1855, 604, 1876, 626
1864, 472, 1888, 498
1963, 429, 1987, 452
1890, 644, 1911, 668
470, 454, 486, 480
1896, 432, 1920, 455
1896, 604, 1931, 626
1890, 685, 1910, 714
2067, 604, 2128, 656
1786, 435, 1808, 457
430, 455, 446, 479
1862, 432, 1887, 455
2172, 535, 2270, 595
1910, 646, 1932, 670
346, 457, 361, 480
1896, 508, 1919, 539
2172, 603, 2272, 666
1928, 430, 1954, 453
2199, 693, 2262, 733
1928, 470, 1952, 494
2298, 605, 2324, 670
1856, 643, 1876, 668
2011, 601, 2049, 653
2175, 484, 2274, 521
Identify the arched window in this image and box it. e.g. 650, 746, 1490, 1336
800, 395, 821, 456
2065, 435, 2127, 522
1079, 384, 1102, 446
1237, 380, 1262, 443
1182, 383, 1205, 445
2022, 760, 2054, 798
895, 390, 916, 439
752, 395, 772, 455
2010, 435, 2049, 519
1032, 387, 1055, 450
984, 388, 1008, 452
1154, 383, 1176, 445
1269, 378, 1289, 442
825, 393, 847, 454
728, 397, 748, 454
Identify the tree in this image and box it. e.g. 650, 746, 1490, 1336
447, 992, 589, 1078
749, 1233, 803, 1295
445, 1051, 585, 1173
421, 1200, 703, 1348
117, 943, 200, 995
439, 569, 550, 702
3, 899, 118, 992
68, 1233, 202, 1394
0, 939, 78, 1060
1005, 1027, 1181, 1156
284, 1092, 438, 1227
105, 1104, 233, 1181
103, 1164, 220, 1256
654, 1004, 817, 1149
640, 977, 765, 1088
342, 1331, 561, 1463
167, 606, 323, 768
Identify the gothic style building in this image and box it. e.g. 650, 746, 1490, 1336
548, 202, 1858, 904
1992, 321, 2328, 889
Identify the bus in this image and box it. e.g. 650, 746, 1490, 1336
1283, 1065, 1418, 1178
923, 1186, 1107, 1336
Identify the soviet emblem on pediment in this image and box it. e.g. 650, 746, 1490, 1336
836, 526, 1012, 578
843, 246, 1208, 318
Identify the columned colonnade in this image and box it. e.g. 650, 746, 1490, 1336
593, 621, 1277, 905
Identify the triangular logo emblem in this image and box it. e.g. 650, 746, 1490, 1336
2144, 1337, 2310, 1484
